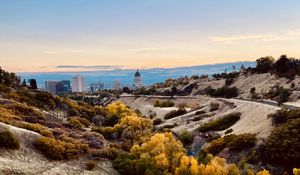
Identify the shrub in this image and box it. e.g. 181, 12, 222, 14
92, 127, 115, 140
86, 160, 97, 170
67, 117, 91, 129
5, 103, 43, 117
34, 136, 88, 160
153, 118, 163, 125
261, 118, 300, 168
199, 112, 241, 132
164, 108, 187, 120
209, 102, 219, 112
209, 86, 239, 98
269, 108, 300, 125
178, 130, 194, 146
40, 129, 53, 138
83, 132, 105, 149
154, 100, 175, 108
91, 147, 120, 160
18, 122, 43, 133
205, 133, 256, 155
113, 153, 160, 175
104, 113, 120, 127
224, 128, 233, 134
0, 130, 20, 149
227, 133, 256, 151
195, 110, 206, 115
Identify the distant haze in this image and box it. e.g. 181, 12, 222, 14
18, 61, 255, 89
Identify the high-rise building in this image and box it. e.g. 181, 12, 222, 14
45, 80, 71, 94
45, 81, 59, 94
114, 80, 121, 90
133, 69, 143, 89
72, 75, 85, 92
90, 82, 104, 92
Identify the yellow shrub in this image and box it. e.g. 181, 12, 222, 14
256, 169, 271, 175
107, 101, 131, 116
40, 129, 53, 138
34, 136, 88, 160
294, 168, 300, 175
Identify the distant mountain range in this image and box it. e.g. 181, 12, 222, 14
18, 61, 255, 89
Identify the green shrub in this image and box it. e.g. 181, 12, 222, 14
268, 108, 300, 125
205, 133, 256, 155
224, 128, 233, 134
113, 153, 160, 175
195, 110, 206, 115
164, 108, 187, 120
91, 147, 119, 160
178, 130, 194, 146
105, 113, 120, 127
208, 86, 239, 98
86, 160, 97, 170
92, 127, 115, 140
261, 118, 300, 168
153, 118, 163, 125
67, 117, 86, 129
0, 130, 20, 149
154, 100, 175, 108
209, 102, 219, 112
34, 136, 88, 160
227, 133, 256, 151
199, 112, 241, 132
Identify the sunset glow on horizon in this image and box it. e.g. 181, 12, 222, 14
1, 0, 300, 72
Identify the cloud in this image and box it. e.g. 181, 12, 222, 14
209, 34, 276, 43
55, 65, 123, 71
130, 47, 164, 54
288, 29, 300, 36
209, 29, 300, 44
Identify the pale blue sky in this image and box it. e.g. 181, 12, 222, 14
1, 0, 300, 72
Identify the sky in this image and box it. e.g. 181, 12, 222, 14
1, 0, 300, 73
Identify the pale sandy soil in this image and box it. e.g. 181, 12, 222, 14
0, 122, 118, 175
120, 96, 280, 139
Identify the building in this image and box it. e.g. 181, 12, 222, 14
45, 81, 59, 94
114, 80, 121, 91
72, 75, 85, 92
45, 80, 71, 94
133, 69, 143, 89
90, 82, 104, 92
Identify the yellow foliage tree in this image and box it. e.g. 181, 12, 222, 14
294, 168, 300, 175
130, 132, 185, 173
256, 169, 271, 175
107, 101, 131, 116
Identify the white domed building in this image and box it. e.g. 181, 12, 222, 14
133, 69, 143, 89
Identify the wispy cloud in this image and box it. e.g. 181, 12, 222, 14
209, 29, 300, 44
130, 47, 164, 54
55, 65, 123, 71
288, 29, 300, 36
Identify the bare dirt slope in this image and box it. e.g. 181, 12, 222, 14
0, 122, 117, 175
120, 96, 280, 139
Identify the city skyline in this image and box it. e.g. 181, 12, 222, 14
1, 0, 300, 72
